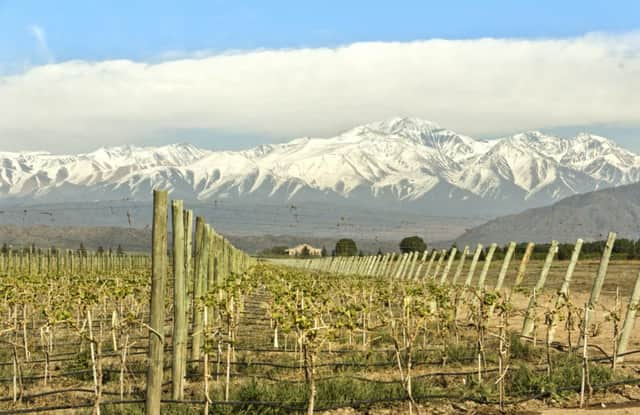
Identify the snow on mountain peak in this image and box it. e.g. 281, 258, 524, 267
364, 117, 441, 134
1, 118, 639, 215
347, 117, 444, 145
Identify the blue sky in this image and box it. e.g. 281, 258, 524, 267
0, 1, 639, 152
2, 1, 639, 66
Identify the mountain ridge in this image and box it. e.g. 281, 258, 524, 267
1, 117, 638, 217
454, 182, 640, 245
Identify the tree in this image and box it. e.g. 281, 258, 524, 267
399, 236, 426, 254
117, 244, 124, 256
97, 246, 105, 255
79, 243, 87, 257
300, 246, 311, 258
0, 243, 8, 254
321, 246, 327, 257
557, 243, 573, 261
335, 239, 358, 256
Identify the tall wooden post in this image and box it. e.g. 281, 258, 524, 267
494, 242, 516, 292
184, 210, 193, 296
439, 247, 457, 284
513, 242, 535, 288
381, 253, 394, 277
171, 200, 186, 400
405, 252, 418, 279
190, 217, 207, 368
548, 239, 583, 342
412, 250, 429, 280
588, 232, 616, 317
394, 253, 408, 279
617, 271, 640, 362
431, 250, 447, 280
423, 250, 438, 279
451, 246, 469, 285
477, 243, 497, 290
464, 244, 483, 287
521, 240, 558, 337
146, 190, 168, 415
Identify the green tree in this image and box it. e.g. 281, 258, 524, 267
335, 239, 358, 256
97, 246, 105, 255
117, 244, 124, 256
0, 243, 8, 254
321, 246, 327, 257
399, 236, 427, 254
557, 243, 573, 261
300, 246, 311, 258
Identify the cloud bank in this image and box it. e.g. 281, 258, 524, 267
1, 33, 639, 152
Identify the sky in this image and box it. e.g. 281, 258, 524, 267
0, 0, 639, 153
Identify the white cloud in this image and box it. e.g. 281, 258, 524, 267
27, 24, 54, 64
1, 32, 639, 152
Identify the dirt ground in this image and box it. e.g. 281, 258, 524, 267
320, 400, 640, 414
472, 259, 640, 357
318, 258, 640, 415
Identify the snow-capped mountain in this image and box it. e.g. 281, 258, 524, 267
1, 118, 639, 216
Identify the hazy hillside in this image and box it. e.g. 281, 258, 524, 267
0, 225, 400, 255
455, 182, 640, 245
0, 225, 151, 253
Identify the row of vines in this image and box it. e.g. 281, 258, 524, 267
1, 192, 640, 414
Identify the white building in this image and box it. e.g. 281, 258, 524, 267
285, 243, 322, 257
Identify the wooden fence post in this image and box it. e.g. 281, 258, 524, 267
146, 190, 168, 415
587, 232, 616, 319
184, 210, 193, 296
521, 240, 558, 338
378, 253, 391, 277
412, 250, 428, 279
439, 247, 458, 285
190, 217, 207, 370
464, 244, 483, 287
488, 242, 517, 315
423, 250, 438, 279
494, 242, 516, 293
548, 239, 583, 343
477, 243, 497, 290
383, 253, 396, 277
171, 200, 187, 400
431, 249, 447, 281
513, 242, 535, 289
617, 270, 640, 362
406, 252, 418, 279
400, 252, 414, 279
393, 253, 407, 279
451, 246, 469, 285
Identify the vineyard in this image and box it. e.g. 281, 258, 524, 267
2, 191, 640, 414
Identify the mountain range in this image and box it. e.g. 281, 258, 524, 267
1, 117, 639, 221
